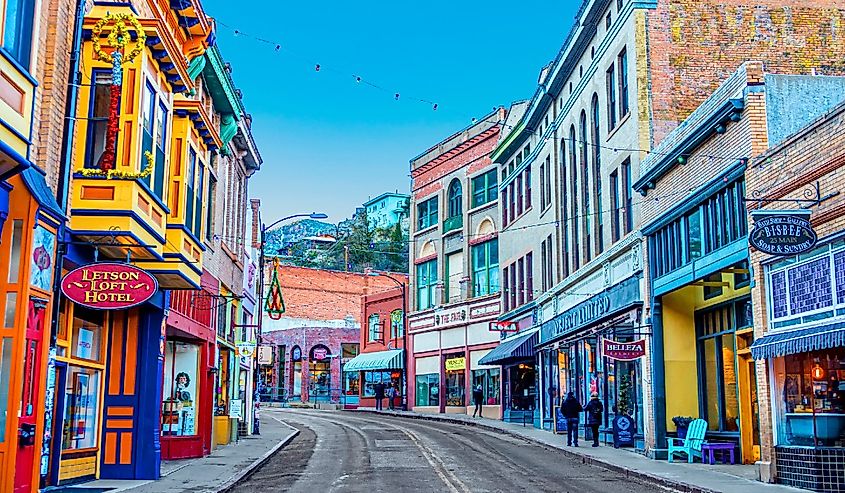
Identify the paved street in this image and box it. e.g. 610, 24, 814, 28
232, 409, 663, 493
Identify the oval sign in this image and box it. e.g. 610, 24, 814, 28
62, 263, 158, 310
750, 215, 817, 256
312, 348, 327, 360
603, 339, 646, 361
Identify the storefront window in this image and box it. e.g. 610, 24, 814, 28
472, 369, 500, 405
697, 302, 741, 432
509, 363, 535, 410
310, 360, 331, 398
362, 371, 391, 397
71, 306, 104, 362
215, 349, 230, 415
775, 348, 845, 447
415, 374, 439, 406
162, 341, 199, 436
344, 371, 359, 396
445, 354, 465, 406
62, 368, 100, 450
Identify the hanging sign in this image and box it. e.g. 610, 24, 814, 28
62, 263, 157, 310
444, 357, 465, 371
257, 345, 274, 365
237, 342, 256, 357
312, 348, 328, 360
602, 339, 646, 361
750, 214, 817, 256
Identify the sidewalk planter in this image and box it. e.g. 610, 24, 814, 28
672, 416, 695, 439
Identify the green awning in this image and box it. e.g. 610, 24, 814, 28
343, 349, 404, 371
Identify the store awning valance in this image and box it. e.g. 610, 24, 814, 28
750, 322, 845, 360
343, 349, 404, 371
478, 330, 537, 366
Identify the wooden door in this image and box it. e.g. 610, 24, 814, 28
14, 299, 47, 493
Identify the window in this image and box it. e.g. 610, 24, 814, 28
517, 257, 525, 306
472, 369, 501, 405
62, 368, 101, 450
618, 48, 629, 118
2, 0, 35, 69
162, 341, 199, 436
508, 182, 515, 223
206, 175, 217, 242
516, 174, 524, 216
501, 187, 509, 227
569, 125, 579, 270
560, 139, 570, 278
445, 353, 465, 406
472, 239, 499, 297
85, 72, 113, 169
194, 162, 204, 238
445, 252, 462, 302
540, 160, 546, 210
610, 170, 620, 242
622, 158, 633, 233
606, 12, 612, 30
540, 156, 551, 211
185, 148, 197, 230
525, 165, 532, 210
703, 273, 724, 300
580, 111, 591, 262
417, 197, 438, 230
447, 179, 462, 218
509, 264, 517, 309
541, 235, 554, 291
0, 338, 11, 442
363, 371, 393, 397
591, 95, 603, 254
617, 0, 623, 10
696, 301, 742, 432
472, 169, 497, 208
526, 252, 534, 302
140, 81, 168, 197
415, 374, 439, 406
503, 265, 510, 311
416, 259, 437, 310
606, 65, 617, 131
368, 314, 380, 342
390, 309, 404, 339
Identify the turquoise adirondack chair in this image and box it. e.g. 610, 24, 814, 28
667, 419, 707, 463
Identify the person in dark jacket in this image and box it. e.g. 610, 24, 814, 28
374, 382, 386, 410
585, 391, 604, 447
472, 385, 484, 417
560, 391, 583, 447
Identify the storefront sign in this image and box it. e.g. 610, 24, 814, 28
602, 339, 646, 361
541, 276, 641, 344
750, 214, 817, 256
313, 347, 328, 360
444, 357, 465, 371
434, 307, 467, 328
237, 343, 256, 357
229, 399, 242, 418
292, 347, 302, 361
612, 415, 636, 448
61, 263, 157, 309
257, 345, 274, 365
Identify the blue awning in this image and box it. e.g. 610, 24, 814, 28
21, 167, 65, 221
343, 349, 404, 371
478, 330, 537, 365
750, 322, 845, 360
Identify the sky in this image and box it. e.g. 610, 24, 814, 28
202, 0, 580, 224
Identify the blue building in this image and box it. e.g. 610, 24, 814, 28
362, 192, 409, 230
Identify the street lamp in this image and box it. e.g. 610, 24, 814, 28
366, 269, 407, 410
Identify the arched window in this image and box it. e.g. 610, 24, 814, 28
368, 314, 381, 342
390, 309, 404, 339
560, 137, 570, 277
569, 125, 579, 271
580, 110, 591, 262
448, 179, 463, 218
591, 94, 603, 254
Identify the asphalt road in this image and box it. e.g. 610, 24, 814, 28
231, 409, 667, 493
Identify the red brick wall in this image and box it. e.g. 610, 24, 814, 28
648, 0, 845, 146
412, 127, 501, 196
360, 281, 408, 354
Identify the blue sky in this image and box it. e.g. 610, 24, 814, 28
203, 0, 579, 223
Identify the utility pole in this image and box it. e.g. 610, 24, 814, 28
344, 245, 349, 271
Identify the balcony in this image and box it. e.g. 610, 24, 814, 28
443, 215, 463, 234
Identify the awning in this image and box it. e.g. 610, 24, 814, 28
478, 330, 537, 366
343, 349, 404, 371
750, 322, 845, 360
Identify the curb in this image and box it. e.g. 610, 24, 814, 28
212, 427, 300, 493
352, 409, 717, 493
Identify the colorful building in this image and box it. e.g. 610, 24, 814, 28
343, 274, 408, 409
362, 192, 410, 230
260, 266, 397, 404
407, 109, 505, 419
747, 100, 845, 490
635, 62, 845, 466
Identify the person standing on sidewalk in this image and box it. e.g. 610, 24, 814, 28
374, 381, 386, 410
560, 392, 583, 447
386, 383, 397, 410
585, 392, 604, 447
472, 385, 484, 418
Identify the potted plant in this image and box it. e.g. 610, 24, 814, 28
672, 416, 695, 439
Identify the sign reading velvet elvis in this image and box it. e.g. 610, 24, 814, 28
62, 263, 157, 309
541, 276, 640, 344
602, 339, 646, 360
750, 213, 817, 256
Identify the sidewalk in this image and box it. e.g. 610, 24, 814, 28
352, 409, 805, 493
60, 411, 297, 493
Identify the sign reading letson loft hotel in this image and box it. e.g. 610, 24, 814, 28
61, 262, 158, 309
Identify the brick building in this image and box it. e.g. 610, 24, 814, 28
635, 61, 844, 472
746, 101, 845, 490
343, 275, 408, 409
489, 0, 845, 449
408, 108, 505, 419
260, 266, 398, 404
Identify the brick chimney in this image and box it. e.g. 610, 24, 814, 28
250, 198, 261, 249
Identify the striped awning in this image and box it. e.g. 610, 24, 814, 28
478, 330, 537, 366
343, 349, 404, 371
750, 322, 845, 360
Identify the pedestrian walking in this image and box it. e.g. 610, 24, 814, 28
374, 381, 386, 410
560, 391, 583, 447
472, 385, 484, 417
585, 391, 604, 447
253, 400, 261, 435
387, 383, 397, 410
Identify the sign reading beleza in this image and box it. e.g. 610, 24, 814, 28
750, 214, 817, 256
62, 263, 157, 309
602, 339, 646, 361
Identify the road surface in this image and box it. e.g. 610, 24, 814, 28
232, 408, 666, 493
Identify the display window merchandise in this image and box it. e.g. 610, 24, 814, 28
416, 374, 439, 406
162, 341, 200, 436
